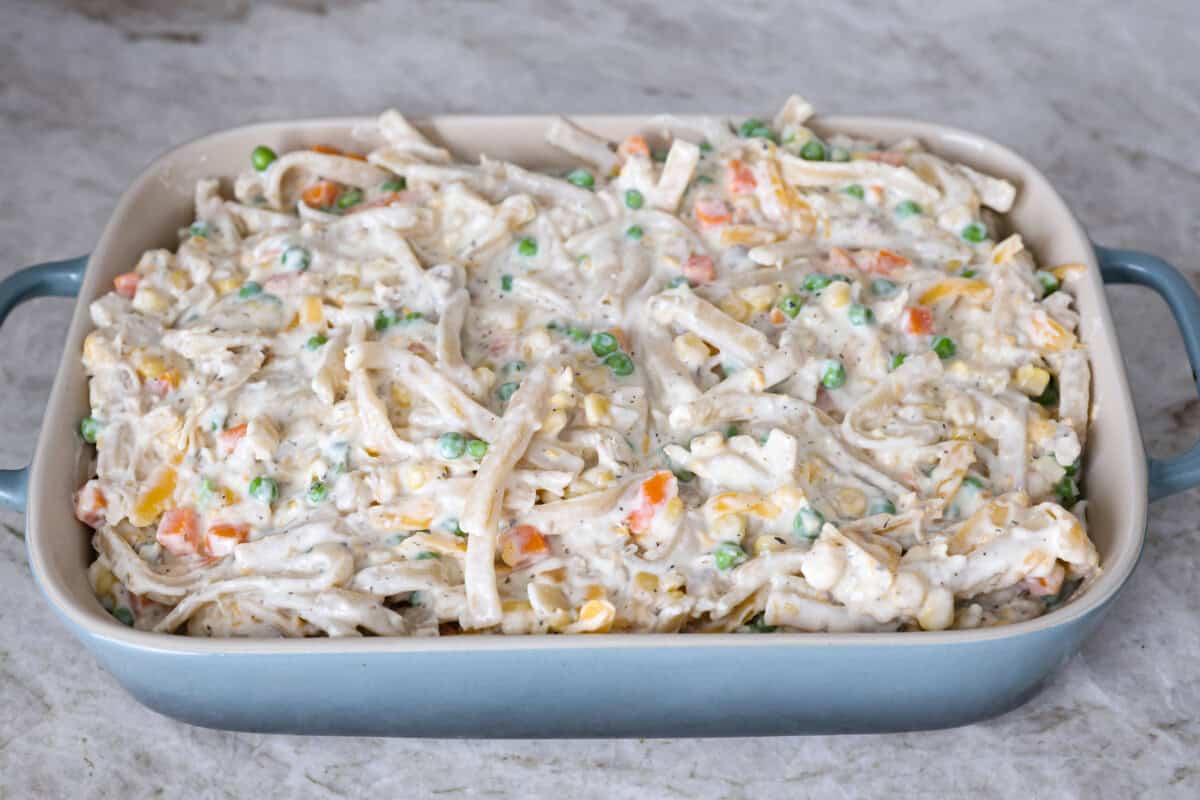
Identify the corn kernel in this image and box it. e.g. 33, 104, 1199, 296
542, 410, 568, 437
167, 270, 190, 290
549, 391, 576, 412
1051, 263, 1086, 281
574, 599, 615, 633
132, 287, 169, 314
474, 366, 496, 392
135, 353, 168, 381
301, 295, 324, 327
718, 295, 752, 323
577, 367, 609, 393
130, 466, 177, 527
583, 393, 611, 426
1014, 364, 1051, 396
82, 331, 115, 367
213, 276, 241, 296
634, 572, 659, 593
585, 585, 606, 601
94, 567, 116, 596
712, 513, 746, 541
661, 496, 684, 525
822, 281, 851, 310
770, 485, 804, 509
390, 383, 412, 407
672, 332, 709, 368
738, 285, 776, 314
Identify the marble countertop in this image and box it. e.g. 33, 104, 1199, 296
2, 1, 1198, 797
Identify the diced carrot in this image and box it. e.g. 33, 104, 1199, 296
726, 159, 757, 195
829, 247, 857, 272
344, 152, 367, 162
311, 144, 343, 155
217, 423, 247, 456
74, 480, 107, 528
156, 506, 202, 557
863, 151, 906, 166
626, 471, 677, 535
499, 524, 550, 568
769, 307, 787, 325
1024, 563, 1066, 597
869, 249, 911, 275
901, 306, 934, 335
301, 180, 341, 209
608, 327, 629, 352
205, 523, 249, 558
682, 254, 717, 285
693, 198, 732, 227
618, 135, 650, 159
114, 272, 141, 299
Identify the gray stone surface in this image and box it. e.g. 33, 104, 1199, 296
2, 1, 1199, 797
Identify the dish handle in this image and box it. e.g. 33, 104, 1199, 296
1097, 244, 1200, 500
0, 256, 87, 512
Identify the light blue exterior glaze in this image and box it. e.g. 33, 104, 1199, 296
1096, 245, 1200, 500
69, 595, 1115, 737
0, 256, 86, 511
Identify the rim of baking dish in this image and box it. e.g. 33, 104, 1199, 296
25, 113, 1148, 655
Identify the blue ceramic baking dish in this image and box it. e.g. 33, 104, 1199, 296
6, 114, 1199, 737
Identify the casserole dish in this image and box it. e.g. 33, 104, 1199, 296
5, 113, 1200, 736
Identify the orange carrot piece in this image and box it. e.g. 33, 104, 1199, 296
829, 247, 857, 272
499, 524, 550, 568
301, 180, 341, 209
618, 135, 650, 159
311, 144, 343, 155
901, 307, 934, 335
217, 423, 248, 456
114, 271, 141, 299
870, 249, 911, 275
74, 480, 107, 528
682, 254, 717, 285
157, 506, 202, 557
693, 198, 732, 227
726, 159, 757, 195
626, 471, 677, 535
205, 523, 249, 558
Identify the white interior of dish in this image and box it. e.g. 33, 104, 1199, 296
26, 114, 1148, 653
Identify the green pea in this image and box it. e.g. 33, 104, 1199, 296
438, 432, 467, 459
672, 468, 695, 483
1035, 375, 1060, 407
699, 141, 713, 154
871, 278, 897, 297
625, 225, 644, 240
931, 335, 956, 360
889, 353, 908, 371
776, 293, 803, 318
895, 200, 923, 219
248, 476, 278, 505
381, 177, 407, 192
962, 476, 985, 490
1064, 459, 1080, 478
403, 311, 423, 323
517, 237, 538, 256
307, 480, 328, 503
238, 281, 262, 299
961, 222, 988, 243
567, 325, 590, 343
335, 188, 364, 209
79, 416, 100, 444
820, 360, 846, 389
605, 351, 635, 376
566, 169, 595, 189
281, 245, 311, 271
591, 331, 618, 357
112, 607, 135, 626
803, 273, 833, 292
651, 148, 668, 163
502, 360, 525, 375
496, 382, 520, 402
415, 551, 439, 560
305, 333, 327, 350
843, 184, 865, 200
189, 221, 210, 238
500, 274, 514, 292
848, 304, 874, 326
374, 309, 397, 330
713, 541, 748, 571
1036, 270, 1060, 296
737, 118, 768, 138
799, 138, 827, 161
667, 276, 692, 289
624, 189, 644, 209
794, 507, 825, 540
745, 612, 777, 633
961, 268, 978, 278
869, 497, 896, 516
830, 147, 851, 162
467, 439, 489, 459
251, 145, 277, 171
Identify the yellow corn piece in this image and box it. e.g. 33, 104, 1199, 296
390, 384, 411, 408
1014, 364, 1051, 396
301, 295, 324, 327
709, 492, 764, 516
633, 572, 659, 593
577, 367, 609, 393
583, 393, 611, 426
132, 287, 169, 314
82, 331, 115, 367
718, 295, 752, 323
585, 585, 606, 601
738, 284, 776, 314
946, 259, 963, 272
918, 278, 994, 306
167, 270, 190, 290
1028, 311, 1077, 351
574, 599, 615, 633
822, 281, 851, 310
403, 462, 433, 492
672, 332, 710, 367
1051, 263, 1086, 281
130, 466, 177, 526
1028, 415, 1058, 443
94, 566, 116, 596
720, 225, 778, 247
990, 234, 1025, 265
213, 276, 241, 296
134, 353, 167, 381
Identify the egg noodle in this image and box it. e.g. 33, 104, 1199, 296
75, 96, 1098, 637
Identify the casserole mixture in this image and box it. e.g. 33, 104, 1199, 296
74, 97, 1099, 637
